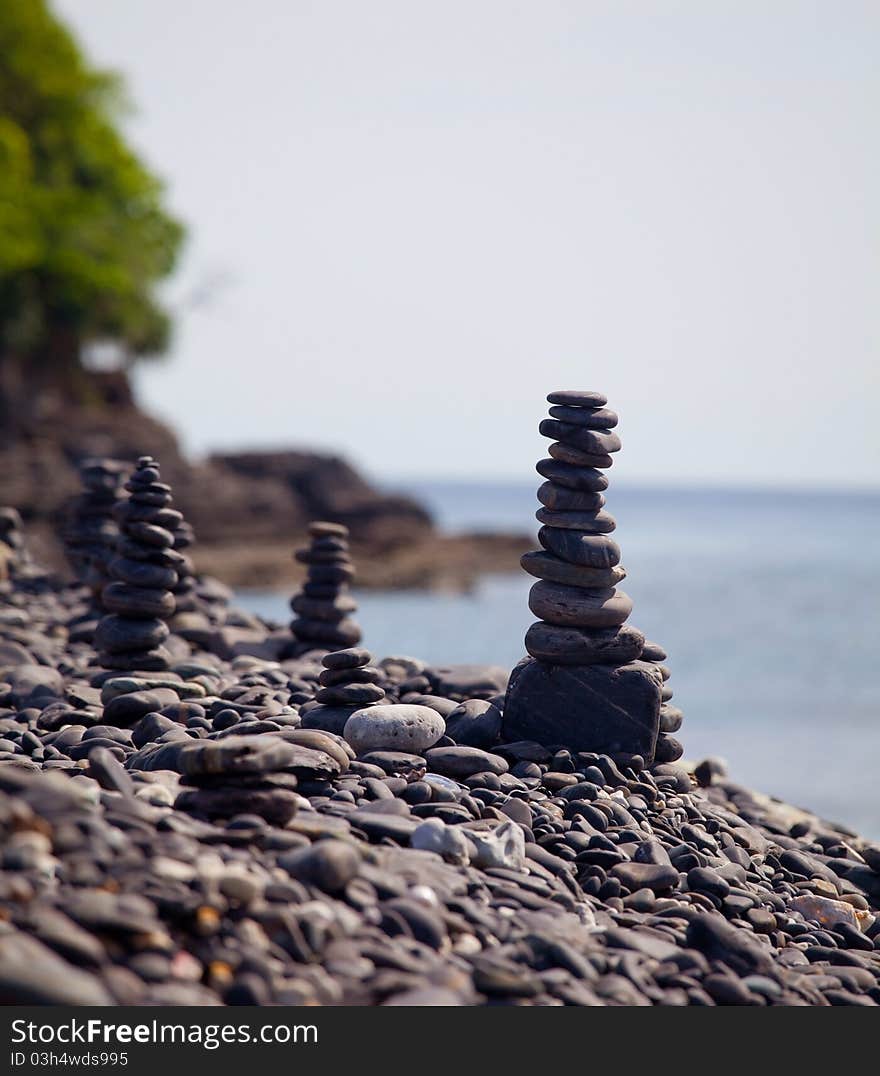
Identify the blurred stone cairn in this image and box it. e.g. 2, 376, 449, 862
0, 507, 37, 584
288, 522, 362, 655
502, 390, 684, 766
62, 458, 128, 604
94, 456, 181, 671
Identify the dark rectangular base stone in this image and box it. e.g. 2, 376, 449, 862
501, 657, 661, 760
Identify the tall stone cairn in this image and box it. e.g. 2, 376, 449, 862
94, 456, 180, 671
502, 390, 684, 765
289, 522, 362, 653
62, 458, 128, 602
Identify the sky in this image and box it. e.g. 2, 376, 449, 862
57, 0, 879, 487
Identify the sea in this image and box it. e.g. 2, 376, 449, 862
238, 481, 880, 840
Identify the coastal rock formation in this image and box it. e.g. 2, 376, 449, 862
61, 458, 127, 601
503, 391, 683, 764
288, 522, 362, 654
94, 457, 180, 671
301, 646, 387, 734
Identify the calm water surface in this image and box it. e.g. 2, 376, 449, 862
239, 481, 880, 838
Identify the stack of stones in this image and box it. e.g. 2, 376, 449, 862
94, 457, 181, 671
62, 458, 128, 601
174, 735, 300, 826
502, 390, 683, 765
301, 647, 386, 734
289, 522, 362, 653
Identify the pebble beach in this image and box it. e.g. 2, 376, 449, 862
1, 407, 879, 1008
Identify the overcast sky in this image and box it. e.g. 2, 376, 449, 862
57, 0, 878, 486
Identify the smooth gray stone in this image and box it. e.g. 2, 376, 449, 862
528, 581, 633, 628
539, 420, 621, 455
548, 405, 618, 428
315, 682, 385, 706
290, 618, 362, 646
535, 459, 608, 491
659, 705, 683, 733
654, 735, 684, 763
98, 646, 172, 672
547, 442, 614, 468
318, 665, 382, 687
309, 520, 350, 539
538, 526, 621, 568
502, 657, 662, 758
520, 551, 626, 589
546, 390, 607, 407
535, 508, 617, 532
94, 615, 170, 654
322, 647, 371, 670
114, 502, 182, 529
424, 746, 508, 778
102, 583, 176, 619
443, 699, 502, 749
108, 557, 178, 589
290, 593, 357, 621
103, 688, 182, 728
641, 641, 667, 662
524, 622, 645, 665
123, 521, 175, 548
299, 562, 355, 584
536, 482, 605, 512
343, 704, 445, 756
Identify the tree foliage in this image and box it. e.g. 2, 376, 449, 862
0, 0, 185, 371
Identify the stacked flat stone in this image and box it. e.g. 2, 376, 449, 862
301, 646, 386, 734
169, 515, 198, 613
641, 639, 684, 765
289, 522, 362, 652
502, 390, 683, 765
62, 458, 127, 600
94, 456, 181, 671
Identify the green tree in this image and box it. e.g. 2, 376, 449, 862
0, 0, 184, 393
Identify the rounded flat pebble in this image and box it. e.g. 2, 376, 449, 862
524, 621, 645, 665
528, 581, 633, 628
536, 482, 605, 512
538, 527, 621, 568
546, 390, 607, 407
535, 459, 609, 491
547, 442, 615, 468
343, 705, 446, 756
520, 551, 626, 589
548, 405, 618, 428
538, 420, 621, 456
535, 508, 617, 532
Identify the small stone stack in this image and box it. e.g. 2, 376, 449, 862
62, 458, 128, 600
94, 457, 181, 671
301, 647, 386, 734
503, 390, 683, 765
0, 507, 34, 582
289, 522, 362, 653
174, 736, 300, 826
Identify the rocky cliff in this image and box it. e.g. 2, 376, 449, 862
0, 368, 527, 588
